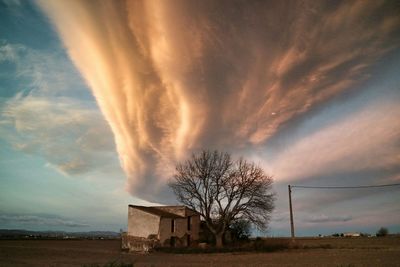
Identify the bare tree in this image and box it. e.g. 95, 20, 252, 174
169, 150, 275, 247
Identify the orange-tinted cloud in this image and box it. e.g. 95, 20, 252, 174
37, 0, 400, 200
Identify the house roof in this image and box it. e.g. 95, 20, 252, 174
129, 205, 185, 218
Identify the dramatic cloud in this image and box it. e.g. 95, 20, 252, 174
37, 0, 400, 201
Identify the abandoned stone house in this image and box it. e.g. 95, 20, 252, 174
122, 205, 200, 251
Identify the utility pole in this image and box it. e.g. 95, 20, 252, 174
288, 185, 295, 240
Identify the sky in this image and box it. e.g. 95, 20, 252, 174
0, 0, 399, 236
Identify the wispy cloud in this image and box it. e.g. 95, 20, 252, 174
260, 89, 400, 183
0, 41, 119, 177
1, 0, 22, 8
0, 40, 89, 97
0, 213, 89, 228
2, 94, 117, 176
305, 214, 353, 223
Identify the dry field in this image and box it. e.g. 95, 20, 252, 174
0, 237, 399, 267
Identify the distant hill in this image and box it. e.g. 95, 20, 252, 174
0, 229, 120, 239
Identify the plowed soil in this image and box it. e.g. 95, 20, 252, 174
1, 237, 399, 267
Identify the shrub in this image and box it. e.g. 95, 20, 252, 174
229, 219, 251, 242
155, 238, 292, 254
376, 227, 388, 237
83, 261, 134, 267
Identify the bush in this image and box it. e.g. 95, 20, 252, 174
376, 227, 388, 237
229, 219, 251, 242
155, 238, 292, 254
252, 238, 290, 252
83, 261, 133, 267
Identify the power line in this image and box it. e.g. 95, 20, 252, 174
291, 183, 400, 189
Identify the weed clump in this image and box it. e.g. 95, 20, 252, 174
83, 260, 134, 267
155, 238, 294, 254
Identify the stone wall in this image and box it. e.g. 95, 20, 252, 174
159, 214, 201, 247
121, 233, 159, 252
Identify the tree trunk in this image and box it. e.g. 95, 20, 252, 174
215, 232, 223, 248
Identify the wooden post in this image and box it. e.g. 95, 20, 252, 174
288, 185, 295, 240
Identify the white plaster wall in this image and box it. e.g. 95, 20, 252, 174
127, 207, 160, 239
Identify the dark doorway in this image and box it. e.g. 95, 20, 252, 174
171, 219, 175, 233
187, 216, 191, 231
187, 234, 191, 247
170, 236, 176, 247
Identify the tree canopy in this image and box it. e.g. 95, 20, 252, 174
169, 150, 275, 247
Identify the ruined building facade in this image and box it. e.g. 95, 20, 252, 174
122, 205, 200, 251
